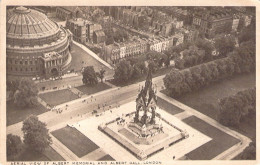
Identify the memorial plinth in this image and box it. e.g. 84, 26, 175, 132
99, 69, 189, 160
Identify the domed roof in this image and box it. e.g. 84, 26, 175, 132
7, 6, 59, 39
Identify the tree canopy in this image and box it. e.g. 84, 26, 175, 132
218, 88, 256, 126
13, 79, 39, 107
82, 66, 98, 86
7, 134, 23, 159
214, 34, 236, 56
163, 42, 255, 98
22, 115, 52, 153
96, 68, 106, 82
113, 60, 133, 83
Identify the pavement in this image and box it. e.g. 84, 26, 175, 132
6, 74, 251, 161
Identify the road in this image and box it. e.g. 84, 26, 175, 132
7, 75, 165, 137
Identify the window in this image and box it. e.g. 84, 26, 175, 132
26, 68, 28, 71
15, 68, 18, 71
20, 61, 23, 65
25, 61, 28, 65
36, 67, 38, 71
30, 61, 33, 65
35, 60, 38, 64
9, 59, 12, 64
10, 67, 12, 71
15, 60, 18, 64
20, 68, 23, 71
31, 68, 33, 71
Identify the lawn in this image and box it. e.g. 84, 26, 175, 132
39, 89, 79, 106
176, 73, 255, 120
43, 146, 65, 161
98, 154, 115, 161
70, 43, 114, 77
7, 101, 47, 126
10, 147, 50, 161
183, 116, 240, 160
171, 73, 256, 138
157, 96, 184, 115
75, 83, 111, 95
52, 126, 99, 158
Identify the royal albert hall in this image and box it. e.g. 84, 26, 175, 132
6, 6, 73, 78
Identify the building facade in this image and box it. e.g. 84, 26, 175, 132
192, 10, 233, 38
66, 18, 103, 44
102, 37, 173, 64
6, 6, 73, 78
56, 6, 83, 20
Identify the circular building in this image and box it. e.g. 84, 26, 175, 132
6, 6, 73, 78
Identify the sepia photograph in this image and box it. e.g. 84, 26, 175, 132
0, 1, 257, 164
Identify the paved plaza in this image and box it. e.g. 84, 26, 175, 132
70, 101, 212, 161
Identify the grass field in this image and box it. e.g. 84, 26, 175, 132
76, 83, 111, 95
11, 147, 50, 161
43, 146, 65, 161
157, 96, 184, 115
52, 126, 99, 158
7, 101, 47, 126
183, 116, 240, 160
176, 73, 255, 120
70, 43, 114, 77
39, 89, 79, 106
174, 73, 256, 138
98, 154, 115, 161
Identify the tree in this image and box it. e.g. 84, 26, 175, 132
114, 60, 133, 83
82, 66, 98, 86
218, 88, 256, 126
214, 34, 236, 56
13, 79, 38, 107
22, 115, 52, 153
163, 70, 185, 97
6, 79, 20, 100
147, 60, 158, 73
238, 25, 255, 45
96, 68, 106, 83
132, 64, 142, 79
195, 38, 214, 60
239, 141, 256, 160
7, 134, 22, 159
106, 35, 114, 45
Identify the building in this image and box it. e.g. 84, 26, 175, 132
232, 15, 240, 32
93, 30, 106, 44
56, 6, 83, 20
183, 28, 199, 42
66, 18, 87, 43
172, 33, 184, 46
192, 10, 233, 38
66, 18, 103, 43
102, 36, 172, 64
238, 14, 252, 30
6, 6, 73, 78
